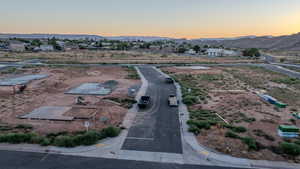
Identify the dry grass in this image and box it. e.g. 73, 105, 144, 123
0, 50, 259, 64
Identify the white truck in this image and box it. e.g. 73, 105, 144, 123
168, 95, 179, 107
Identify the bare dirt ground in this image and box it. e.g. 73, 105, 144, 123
263, 50, 300, 63
0, 50, 259, 64
162, 66, 300, 163
0, 66, 140, 135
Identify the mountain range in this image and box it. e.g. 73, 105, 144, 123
191, 33, 300, 51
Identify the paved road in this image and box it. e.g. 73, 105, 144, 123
0, 150, 249, 169
122, 66, 182, 154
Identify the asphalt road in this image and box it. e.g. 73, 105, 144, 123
122, 66, 182, 154
0, 150, 249, 169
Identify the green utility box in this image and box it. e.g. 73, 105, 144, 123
278, 125, 299, 133
275, 102, 287, 108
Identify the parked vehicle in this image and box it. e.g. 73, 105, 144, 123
168, 95, 179, 107
165, 77, 174, 84
138, 96, 151, 108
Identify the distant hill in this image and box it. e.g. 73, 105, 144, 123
192, 35, 258, 41
192, 33, 300, 51
0, 33, 175, 42
0, 33, 104, 40
105, 36, 175, 42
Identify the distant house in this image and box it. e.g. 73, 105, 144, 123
207, 48, 239, 57
9, 41, 26, 52
185, 49, 196, 55
40, 45, 54, 51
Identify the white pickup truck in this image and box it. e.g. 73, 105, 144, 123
168, 95, 179, 107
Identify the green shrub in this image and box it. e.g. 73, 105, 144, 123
183, 95, 198, 105
187, 120, 210, 130
280, 142, 300, 156
242, 137, 257, 150
15, 124, 33, 130
53, 136, 75, 147
73, 131, 100, 146
40, 138, 51, 146
188, 125, 200, 135
0, 133, 35, 144
223, 124, 247, 133
30, 135, 46, 144
225, 131, 240, 139
102, 127, 121, 137
231, 126, 247, 133
243, 117, 256, 123
295, 140, 300, 146
253, 129, 275, 141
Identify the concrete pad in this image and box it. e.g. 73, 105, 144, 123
0, 74, 48, 86
0, 65, 7, 69
21, 106, 73, 121
177, 66, 210, 70
65, 83, 111, 95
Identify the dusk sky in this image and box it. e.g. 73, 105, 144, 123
1, 0, 299, 39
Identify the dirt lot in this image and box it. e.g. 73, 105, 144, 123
0, 66, 140, 135
162, 66, 300, 163
0, 50, 258, 64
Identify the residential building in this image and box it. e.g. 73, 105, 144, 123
207, 48, 239, 57
185, 49, 196, 55
40, 45, 54, 51
9, 41, 26, 52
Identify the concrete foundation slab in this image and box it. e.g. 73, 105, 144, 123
20, 106, 73, 121
65, 83, 112, 95
0, 74, 48, 86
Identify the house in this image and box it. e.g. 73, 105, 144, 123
207, 48, 239, 57
206, 48, 224, 57
185, 49, 196, 55
9, 41, 26, 52
40, 45, 54, 51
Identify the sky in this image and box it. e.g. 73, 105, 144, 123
0, 0, 299, 39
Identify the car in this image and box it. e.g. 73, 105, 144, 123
165, 77, 174, 84
138, 96, 151, 108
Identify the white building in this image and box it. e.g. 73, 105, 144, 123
185, 49, 196, 55
40, 45, 54, 51
207, 48, 239, 57
9, 41, 26, 52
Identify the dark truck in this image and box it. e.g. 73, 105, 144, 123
165, 77, 174, 84
138, 96, 151, 108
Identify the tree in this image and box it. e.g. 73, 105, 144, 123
193, 45, 201, 53
31, 39, 42, 46
243, 48, 261, 59
48, 38, 62, 51
177, 46, 187, 53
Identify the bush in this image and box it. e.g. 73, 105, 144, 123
73, 131, 100, 146
15, 124, 33, 130
183, 95, 198, 105
295, 140, 300, 146
225, 131, 240, 139
223, 124, 247, 133
30, 135, 46, 144
187, 120, 210, 130
280, 142, 300, 156
0, 133, 35, 144
40, 138, 51, 146
188, 125, 200, 135
101, 126, 121, 137
242, 137, 258, 150
231, 126, 247, 133
53, 136, 75, 147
